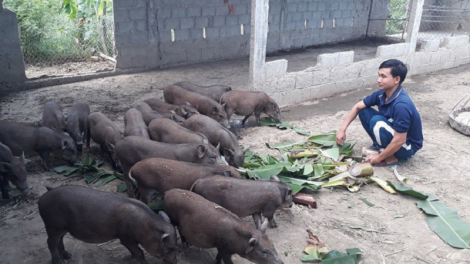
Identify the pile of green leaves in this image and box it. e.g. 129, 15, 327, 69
53, 155, 122, 187
260, 117, 311, 135
241, 131, 355, 194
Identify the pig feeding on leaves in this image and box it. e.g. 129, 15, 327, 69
164, 189, 285, 264
0, 121, 78, 171
41, 102, 67, 132
173, 81, 232, 102
0, 142, 29, 199
135, 102, 186, 126
38, 185, 177, 264
220, 90, 282, 125
148, 117, 208, 144
115, 136, 223, 198
184, 114, 244, 168
144, 98, 199, 119
124, 108, 150, 139
87, 112, 123, 170
163, 85, 230, 128
191, 175, 293, 228
65, 102, 90, 153
129, 157, 241, 204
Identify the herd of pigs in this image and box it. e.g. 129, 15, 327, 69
0, 82, 292, 264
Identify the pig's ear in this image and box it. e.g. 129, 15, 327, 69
61, 139, 69, 149
285, 188, 293, 201
0, 162, 11, 173
197, 145, 206, 158
259, 219, 269, 233
271, 103, 276, 110
211, 106, 218, 114
270, 175, 280, 182
215, 142, 220, 151
105, 142, 115, 152
161, 233, 170, 244
159, 211, 171, 223
223, 170, 233, 177
223, 148, 234, 159
245, 238, 259, 253
19, 152, 26, 163
81, 132, 85, 139
184, 102, 191, 106
180, 106, 188, 116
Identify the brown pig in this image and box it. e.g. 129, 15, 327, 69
0, 142, 29, 199
163, 85, 230, 128
41, 102, 67, 131
184, 114, 244, 168
144, 98, 199, 119
0, 121, 78, 171
148, 118, 208, 144
220, 90, 282, 125
87, 112, 123, 170
38, 185, 177, 264
65, 102, 90, 153
191, 175, 293, 228
129, 157, 241, 204
115, 136, 223, 198
124, 108, 150, 139
174, 81, 232, 102
135, 102, 185, 126
164, 189, 285, 264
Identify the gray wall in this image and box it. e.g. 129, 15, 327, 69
113, 0, 388, 70
0, 6, 26, 83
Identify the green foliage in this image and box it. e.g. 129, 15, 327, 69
387, 0, 408, 35
4, 0, 114, 63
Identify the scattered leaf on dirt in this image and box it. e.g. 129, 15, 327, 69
359, 198, 375, 207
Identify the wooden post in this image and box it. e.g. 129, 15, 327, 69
405, 0, 424, 54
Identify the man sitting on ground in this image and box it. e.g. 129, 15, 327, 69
335, 59, 423, 166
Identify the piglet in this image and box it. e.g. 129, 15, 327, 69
164, 189, 284, 264
65, 102, 90, 153
42, 102, 67, 131
38, 185, 177, 264
87, 112, 122, 170
0, 142, 29, 199
173, 81, 232, 102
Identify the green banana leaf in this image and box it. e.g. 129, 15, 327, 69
416, 198, 470, 249
260, 117, 311, 135
388, 182, 429, 200
308, 133, 336, 146
321, 248, 362, 264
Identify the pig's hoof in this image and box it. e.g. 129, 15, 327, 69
62, 251, 72, 259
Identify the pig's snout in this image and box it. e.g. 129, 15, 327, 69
21, 187, 31, 196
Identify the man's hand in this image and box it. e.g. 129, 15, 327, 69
364, 154, 382, 164
336, 130, 346, 145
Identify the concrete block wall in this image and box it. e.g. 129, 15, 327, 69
260, 35, 470, 107
0, 7, 26, 83
113, 0, 384, 70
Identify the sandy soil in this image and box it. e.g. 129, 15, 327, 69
1, 48, 470, 264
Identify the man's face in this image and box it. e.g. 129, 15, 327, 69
377, 67, 400, 91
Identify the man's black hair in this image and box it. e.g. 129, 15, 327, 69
379, 59, 408, 84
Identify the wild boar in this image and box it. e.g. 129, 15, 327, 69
220, 90, 282, 125
87, 112, 123, 170
174, 81, 232, 102
41, 102, 67, 132
148, 118, 208, 144
115, 136, 223, 198
65, 102, 90, 153
38, 185, 177, 264
124, 108, 150, 139
0, 142, 29, 199
191, 175, 293, 228
129, 157, 241, 204
164, 189, 284, 264
184, 114, 244, 168
163, 85, 230, 128
135, 102, 185, 126
144, 98, 199, 119
0, 121, 78, 171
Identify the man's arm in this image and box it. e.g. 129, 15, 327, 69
365, 131, 407, 164
336, 101, 366, 145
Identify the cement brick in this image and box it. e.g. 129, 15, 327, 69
135, 0, 147, 8
317, 53, 338, 68
195, 17, 209, 28
312, 11, 322, 19
114, 32, 130, 47
376, 44, 394, 58
298, 3, 308, 11
318, 2, 326, 11
117, 21, 134, 34
392, 43, 409, 57
275, 75, 296, 94
337, 51, 354, 66
164, 18, 180, 30
116, 54, 133, 69
264, 59, 288, 79
202, 6, 216, 16
113, 9, 129, 23
156, 7, 172, 18
293, 12, 303, 22
213, 16, 226, 27
234, 4, 248, 15
187, 7, 202, 17
175, 29, 190, 41
287, 3, 298, 12
190, 28, 204, 40
129, 8, 146, 20
216, 5, 228, 16
206, 27, 220, 38
339, 1, 348, 10
116, 0, 136, 9
135, 19, 147, 32
239, 14, 250, 24
219, 26, 240, 37
172, 7, 187, 18
419, 39, 440, 52
294, 71, 314, 89
180, 17, 195, 29
443, 35, 470, 49
158, 30, 172, 42
130, 31, 149, 44
308, 2, 318, 11
226, 15, 239, 26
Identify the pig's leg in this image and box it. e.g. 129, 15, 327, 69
58, 234, 72, 259
216, 250, 234, 264
263, 211, 278, 228
120, 239, 148, 264
46, 228, 68, 264
0, 176, 10, 199
241, 113, 253, 126
254, 112, 262, 125
252, 213, 262, 229
39, 151, 52, 171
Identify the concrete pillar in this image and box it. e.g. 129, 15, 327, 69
405, 0, 424, 55
249, 0, 269, 88
0, 7, 27, 83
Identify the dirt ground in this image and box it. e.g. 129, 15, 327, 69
1, 44, 470, 264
